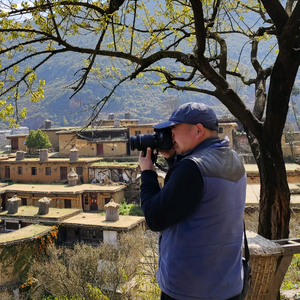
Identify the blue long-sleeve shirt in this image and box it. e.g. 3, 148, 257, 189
140, 138, 221, 231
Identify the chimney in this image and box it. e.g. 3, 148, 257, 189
67, 168, 78, 186
7, 195, 21, 214
44, 120, 51, 129
124, 113, 130, 119
15, 150, 25, 161
69, 147, 79, 161
39, 149, 48, 161
38, 197, 52, 215
108, 113, 114, 120
113, 119, 120, 127
104, 199, 120, 221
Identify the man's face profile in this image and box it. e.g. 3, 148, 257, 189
171, 123, 200, 154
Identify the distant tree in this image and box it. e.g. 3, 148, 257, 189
63, 116, 69, 126
25, 129, 52, 152
162, 96, 181, 117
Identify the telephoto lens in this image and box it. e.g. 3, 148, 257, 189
130, 128, 173, 151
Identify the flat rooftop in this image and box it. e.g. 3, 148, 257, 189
246, 183, 300, 208
0, 183, 126, 194
0, 157, 101, 163
156, 163, 300, 179
244, 163, 300, 173
0, 206, 82, 222
90, 161, 139, 168
0, 224, 52, 246
61, 212, 145, 232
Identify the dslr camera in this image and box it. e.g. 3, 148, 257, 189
130, 128, 173, 152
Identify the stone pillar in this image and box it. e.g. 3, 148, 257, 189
39, 149, 48, 161
68, 168, 78, 186
16, 150, 26, 160
114, 119, 120, 127
38, 197, 52, 215
104, 199, 120, 221
69, 147, 79, 161
44, 120, 51, 129
7, 195, 21, 214
15, 151, 25, 161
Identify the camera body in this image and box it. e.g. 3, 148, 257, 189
130, 128, 173, 151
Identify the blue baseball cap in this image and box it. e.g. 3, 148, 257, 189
153, 102, 219, 131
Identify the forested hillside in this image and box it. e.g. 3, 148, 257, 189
13, 53, 239, 129
8, 51, 254, 129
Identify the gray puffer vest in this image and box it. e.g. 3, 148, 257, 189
157, 138, 246, 300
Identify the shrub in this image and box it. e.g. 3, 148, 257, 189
129, 205, 144, 216
119, 201, 143, 216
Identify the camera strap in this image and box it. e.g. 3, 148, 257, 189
155, 162, 168, 173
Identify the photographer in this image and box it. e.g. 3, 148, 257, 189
139, 102, 247, 300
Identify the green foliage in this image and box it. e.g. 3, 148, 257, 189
129, 205, 144, 216
41, 284, 108, 299
119, 201, 143, 216
281, 281, 299, 290
87, 284, 109, 300
25, 129, 52, 150
282, 253, 300, 290
156, 155, 168, 168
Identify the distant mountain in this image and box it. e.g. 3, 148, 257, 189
13, 48, 241, 129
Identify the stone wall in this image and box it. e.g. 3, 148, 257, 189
0, 161, 90, 183
59, 134, 127, 157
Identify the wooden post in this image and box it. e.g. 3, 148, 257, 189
267, 255, 293, 300
267, 238, 300, 300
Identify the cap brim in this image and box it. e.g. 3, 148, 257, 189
153, 120, 181, 129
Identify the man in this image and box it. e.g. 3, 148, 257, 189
139, 102, 247, 300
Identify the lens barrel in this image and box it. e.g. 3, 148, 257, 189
130, 134, 158, 151
130, 128, 173, 152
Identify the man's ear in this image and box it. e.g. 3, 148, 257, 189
195, 123, 205, 137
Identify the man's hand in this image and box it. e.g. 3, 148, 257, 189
139, 147, 156, 172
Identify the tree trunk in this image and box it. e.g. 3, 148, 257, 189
247, 132, 290, 239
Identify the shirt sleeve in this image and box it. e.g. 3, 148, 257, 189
140, 159, 204, 231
